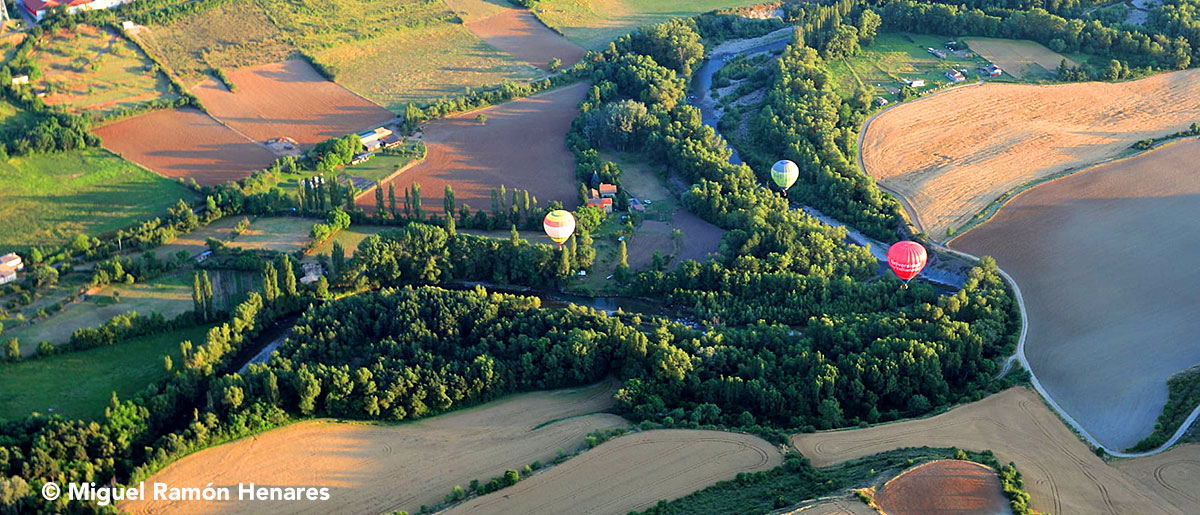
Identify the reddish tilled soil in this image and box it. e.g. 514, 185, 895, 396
361, 82, 587, 212
94, 108, 277, 185
874, 460, 1011, 515
466, 9, 586, 70
193, 59, 395, 147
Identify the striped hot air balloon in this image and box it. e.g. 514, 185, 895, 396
543, 210, 576, 248
771, 160, 799, 192
887, 240, 928, 288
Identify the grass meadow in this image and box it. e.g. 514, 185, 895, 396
826, 32, 991, 100
0, 325, 214, 420
532, 0, 761, 49
34, 25, 178, 115
0, 147, 196, 253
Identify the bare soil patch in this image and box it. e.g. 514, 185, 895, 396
1114, 443, 1200, 513
792, 388, 1182, 514
861, 68, 1200, 238
784, 497, 877, 514
94, 108, 277, 185
361, 82, 587, 212
123, 382, 624, 514
193, 59, 395, 148
874, 460, 1010, 515
446, 429, 782, 514
465, 8, 586, 70
951, 138, 1200, 451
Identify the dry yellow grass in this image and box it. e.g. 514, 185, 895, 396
1114, 443, 1200, 511
446, 429, 783, 514
860, 68, 1200, 239
964, 38, 1075, 79
792, 388, 1186, 514
122, 382, 625, 514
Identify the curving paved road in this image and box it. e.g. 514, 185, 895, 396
857, 103, 1199, 457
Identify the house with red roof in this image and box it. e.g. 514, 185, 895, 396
21, 0, 128, 21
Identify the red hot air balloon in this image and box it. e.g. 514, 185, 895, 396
887, 241, 927, 288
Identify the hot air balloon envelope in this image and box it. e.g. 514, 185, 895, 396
887, 240, 927, 282
543, 210, 576, 247
771, 160, 799, 190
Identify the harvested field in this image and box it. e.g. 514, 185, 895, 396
951, 139, 1200, 451
446, 429, 782, 514
785, 497, 877, 515
965, 38, 1074, 80
792, 388, 1182, 514
361, 82, 587, 212
192, 59, 395, 148
123, 382, 625, 514
464, 7, 586, 70
33, 25, 177, 115
1114, 444, 1200, 513
95, 108, 277, 185
860, 68, 1200, 239
873, 460, 1010, 515
314, 23, 539, 109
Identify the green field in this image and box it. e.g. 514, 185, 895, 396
225, 216, 315, 253
0, 147, 197, 252
827, 32, 995, 100
0, 325, 213, 420
313, 22, 539, 109
344, 151, 423, 183
532, 0, 762, 49
304, 224, 391, 260
34, 25, 178, 115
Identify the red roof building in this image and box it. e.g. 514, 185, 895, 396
598, 183, 617, 198
586, 197, 613, 214
24, 0, 127, 20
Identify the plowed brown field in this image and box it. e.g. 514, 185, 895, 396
792, 388, 1184, 514
94, 108, 277, 185
193, 59, 395, 147
861, 68, 1200, 238
874, 460, 1010, 515
445, 429, 782, 514
361, 82, 586, 212
122, 382, 624, 514
465, 8, 586, 70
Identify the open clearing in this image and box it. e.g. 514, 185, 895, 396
362, 82, 587, 212
446, 429, 782, 514
792, 387, 1185, 514
192, 59, 395, 148
95, 107, 278, 185
224, 216, 314, 253
304, 225, 390, 260
313, 22, 540, 109
0, 325, 212, 420
134, 0, 294, 86
123, 382, 625, 514
464, 6, 586, 70
6, 269, 255, 350
951, 138, 1200, 451
532, 0, 761, 49
964, 37, 1074, 80
861, 68, 1200, 238
873, 460, 1010, 515
1114, 444, 1200, 511
607, 153, 724, 266
33, 25, 177, 115
0, 147, 196, 252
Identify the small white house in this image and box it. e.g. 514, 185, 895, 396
0, 253, 23, 285
10, 75, 29, 86
905, 79, 926, 88
945, 70, 966, 82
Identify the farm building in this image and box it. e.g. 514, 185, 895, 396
905, 79, 926, 88
945, 70, 966, 82
0, 253, 24, 285
10, 75, 29, 86
586, 197, 613, 213
351, 153, 374, 165
875, 97, 889, 106
982, 64, 1003, 77
21, 0, 129, 20
927, 47, 947, 59
300, 263, 324, 284
358, 127, 394, 152
597, 183, 617, 198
